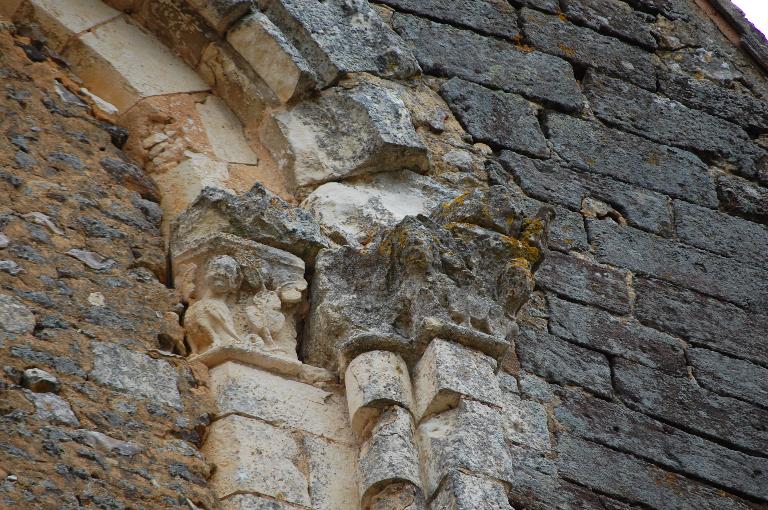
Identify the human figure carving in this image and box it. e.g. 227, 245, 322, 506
184, 255, 243, 355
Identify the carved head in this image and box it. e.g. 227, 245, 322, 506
204, 255, 242, 297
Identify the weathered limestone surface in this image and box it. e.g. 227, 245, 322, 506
262, 79, 428, 188
585, 72, 766, 180
412, 339, 501, 421
561, 0, 657, 49
211, 362, 353, 443
345, 350, 414, 436
440, 78, 548, 157
555, 388, 768, 500
63, 16, 209, 111
302, 171, 456, 247
204, 415, 310, 505
431, 471, 513, 510
392, 13, 584, 111
521, 8, 657, 90
378, 0, 520, 39
545, 113, 717, 207
257, 0, 421, 86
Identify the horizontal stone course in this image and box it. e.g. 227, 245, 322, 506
585, 72, 765, 180
561, 0, 657, 49
521, 8, 656, 90
688, 348, 768, 409
614, 359, 768, 454
588, 218, 768, 312
659, 71, 768, 130
548, 295, 686, 375
392, 12, 584, 111
557, 435, 755, 509
546, 113, 717, 207
516, 326, 613, 398
717, 173, 768, 223
502, 152, 673, 236
634, 277, 768, 366
555, 388, 768, 501
535, 250, 631, 315
440, 78, 549, 157
673, 200, 768, 268
378, 0, 521, 39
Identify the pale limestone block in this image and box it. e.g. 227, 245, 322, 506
196, 95, 258, 165
301, 171, 457, 248
152, 152, 231, 224
303, 435, 359, 510
198, 42, 278, 129
210, 361, 354, 444
23, 390, 79, 425
204, 415, 310, 505
63, 16, 208, 112
369, 482, 426, 510
500, 391, 551, 452
430, 472, 512, 510
12, 0, 119, 51
220, 494, 300, 510
227, 11, 317, 103
187, 0, 251, 34
358, 406, 423, 506
418, 399, 511, 497
412, 339, 501, 421
260, 79, 427, 188
345, 350, 414, 437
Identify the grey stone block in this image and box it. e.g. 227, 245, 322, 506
501, 153, 674, 236
257, 0, 420, 86
392, 13, 583, 111
635, 277, 768, 366
546, 112, 717, 207
673, 200, 768, 268
516, 326, 613, 398
585, 72, 765, 180
555, 387, 768, 501
688, 348, 768, 409
660, 70, 768, 131
548, 295, 686, 375
557, 435, 755, 509
588, 218, 768, 312
717, 173, 768, 223
440, 78, 548, 157
378, 0, 520, 39
521, 8, 656, 90
89, 342, 182, 410
431, 471, 513, 510
561, 0, 656, 49
536, 251, 631, 315
614, 359, 768, 454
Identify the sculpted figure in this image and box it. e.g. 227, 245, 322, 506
184, 255, 243, 355
244, 278, 308, 358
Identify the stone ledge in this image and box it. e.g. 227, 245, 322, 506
190, 344, 336, 385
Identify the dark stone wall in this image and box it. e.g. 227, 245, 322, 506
0, 27, 216, 510
384, 0, 768, 507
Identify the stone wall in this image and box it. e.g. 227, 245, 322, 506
1, 0, 767, 509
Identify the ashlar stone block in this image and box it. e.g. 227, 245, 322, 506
196, 95, 258, 165
210, 361, 354, 444
345, 350, 414, 437
12, 0, 120, 52
228, 11, 318, 104
431, 472, 513, 510
418, 399, 510, 497
204, 415, 310, 506
303, 435, 359, 510
358, 406, 422, 506
261, 78, 428, 188
63, 16, 209, 112
412, 339, 501, 421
